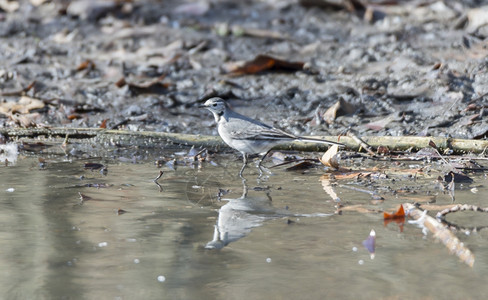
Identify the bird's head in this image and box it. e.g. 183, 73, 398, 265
202, 97, 227, 122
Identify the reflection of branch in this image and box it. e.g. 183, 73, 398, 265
439, 219, 488, 233
436, 204, 488, 232
404, 203, 475, 267
436, 204, 488, 218
320, 177, 341, 214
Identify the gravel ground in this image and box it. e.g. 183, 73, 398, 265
0, 0, 487, 141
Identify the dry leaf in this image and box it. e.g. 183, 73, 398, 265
322, 98, 356, 124
0, 96, 45, 116
231, 25, 289, 40
466, 6, 488, 33
285, 161, 316, 171
223, 54, 304, 75
115, 77, 126, 88
76, 59, 96, 71
384, 204, 405, 232
124, 75, 172, 95
383, 204, 405, 220
100, 119, 108, 129
376, 145, 390, 154
364, 114, 396, 131
319, 144, 339, 168
0, 0, 19, 12
30, 0, 49, 6
9, 112, 41, 127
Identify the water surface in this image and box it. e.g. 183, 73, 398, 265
1, 150, 487, 299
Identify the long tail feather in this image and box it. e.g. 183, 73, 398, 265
297, 136, 345, 147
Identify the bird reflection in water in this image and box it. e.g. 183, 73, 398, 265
205, 179, 331, 249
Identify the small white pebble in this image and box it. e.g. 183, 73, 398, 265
134, 258, 140, 264
352, 247, 358, 252
465, 231, 470, 236
470, 188, 478, 193
6, 188, 14, 192
157, 275, 166, 282
266, 257, 272, 263
358, 260, 364, 265
126, 238, 137, 242
98, 242, 108, 247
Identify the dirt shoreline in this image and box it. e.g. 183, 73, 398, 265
0, 0, 487, 142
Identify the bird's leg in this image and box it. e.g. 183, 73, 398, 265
239, 153, 248, 178
257, 150, 271, 177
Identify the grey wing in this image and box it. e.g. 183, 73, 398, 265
226, 119, 297, 141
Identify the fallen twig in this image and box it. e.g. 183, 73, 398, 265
404, 203, 475, 267
347, 131, 376, 156
1, 127, 488, 154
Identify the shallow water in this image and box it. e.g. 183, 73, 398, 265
1, 149, 488, 299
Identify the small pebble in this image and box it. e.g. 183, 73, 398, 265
352, 247, 358, 252
98, 242, 108, 247
134, 258, 140, 264
157, 275, 166, 282
6, 188, 14, 192
358, 260, 364, 265
266, 257, 272, 263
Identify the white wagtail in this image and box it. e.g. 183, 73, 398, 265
203, 97, 344, 177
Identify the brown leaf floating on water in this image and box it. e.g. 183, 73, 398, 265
384, 204, 405, 232
384, 204, 405, 220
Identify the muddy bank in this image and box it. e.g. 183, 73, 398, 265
0, 0, 487, 142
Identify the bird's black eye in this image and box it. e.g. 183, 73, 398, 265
212, 103, 217, 107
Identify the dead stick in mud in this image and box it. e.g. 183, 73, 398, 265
403, 203, 475, 267
1, 127, 488, 154
347, 131, 376, 156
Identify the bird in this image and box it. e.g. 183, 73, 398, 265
202, 97, 344, 177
